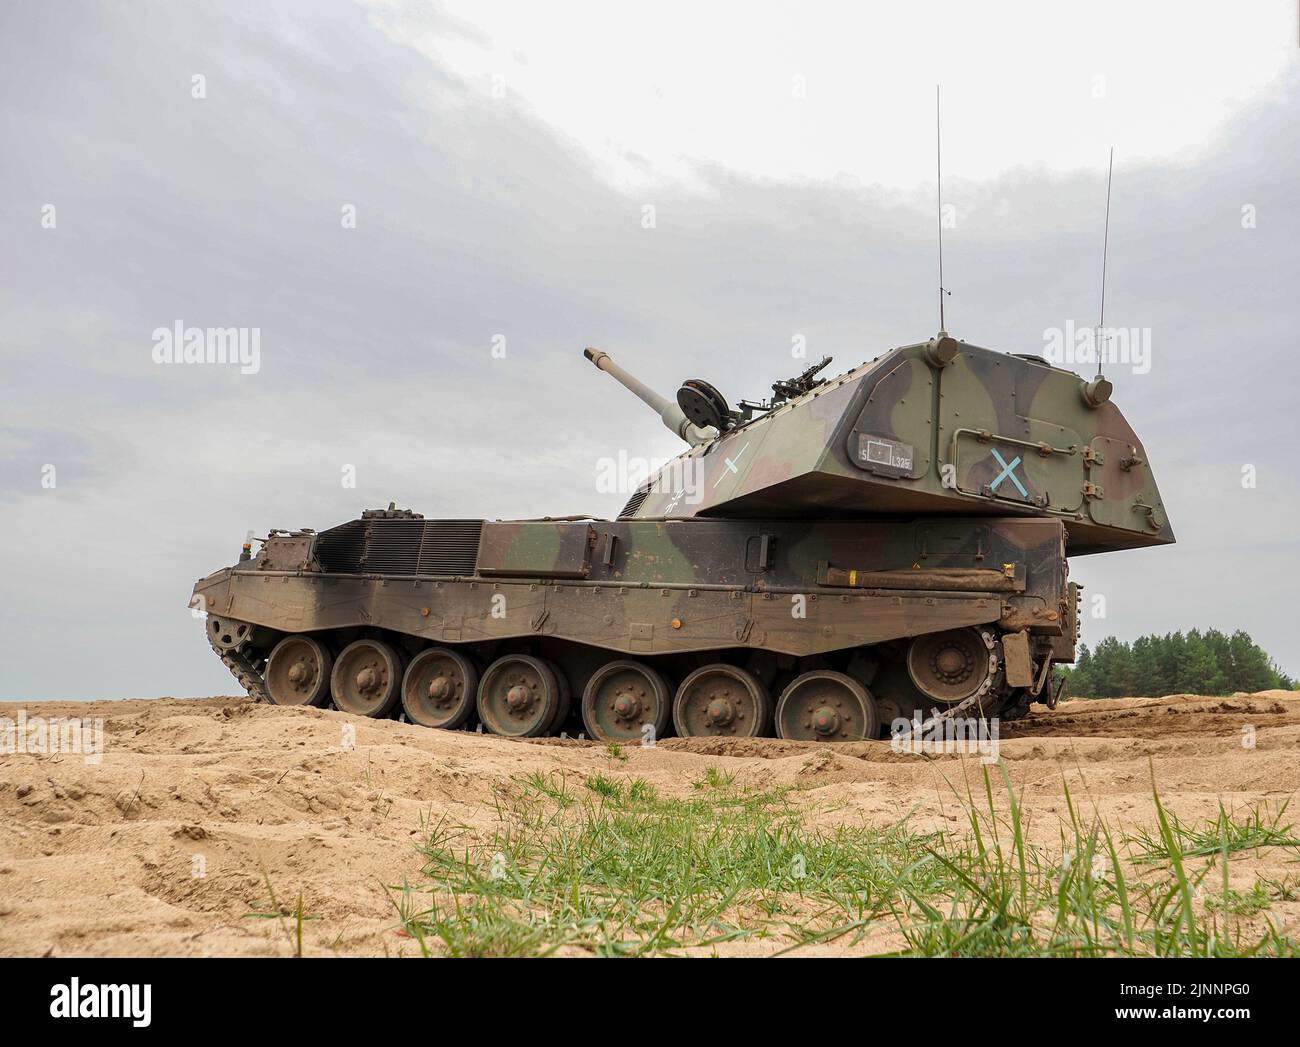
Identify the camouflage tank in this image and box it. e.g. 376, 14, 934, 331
193, 332, 1173, 742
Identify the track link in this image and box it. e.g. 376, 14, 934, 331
209, 632, 272, 704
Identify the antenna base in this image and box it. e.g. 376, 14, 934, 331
1082, 375, 1113, 408
923, 331, 960, 368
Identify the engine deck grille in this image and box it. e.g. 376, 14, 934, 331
417, 520, 485, 576
314, 518, 483, 577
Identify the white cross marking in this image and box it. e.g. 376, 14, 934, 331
713, 442, 750, 488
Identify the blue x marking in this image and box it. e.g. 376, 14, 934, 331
990, 448, 1028, 498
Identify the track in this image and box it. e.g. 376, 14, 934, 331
208, 633, 271, 704
209, 624, 1021, 741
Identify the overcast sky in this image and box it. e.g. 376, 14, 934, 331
2, 0, 1297, 699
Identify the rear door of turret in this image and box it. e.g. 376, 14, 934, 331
1085, 434, 1156, 530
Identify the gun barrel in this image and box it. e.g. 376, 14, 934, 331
583, 347, 713, 446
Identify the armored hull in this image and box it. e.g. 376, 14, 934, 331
194, 335, 1172, 742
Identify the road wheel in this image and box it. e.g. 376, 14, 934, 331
545, 660, 572, 734
774, 670, 878, 742
477, 654, 561, 737
331, 639, 403, 717
672, 663, 771, 738
265, 635, 333, 707
402, 647, 478, 729
581, 660, 671, 743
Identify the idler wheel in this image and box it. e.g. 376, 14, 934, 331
906, 627, 995, 704
774, 670, 878, 742
265, 635, 333, 707
207, 617, 252, 653
401, 647, 478, 729
331, 639, 403, 717
672, 664, 771, 738
477, 654, 561, 737
581, 660, 672, 743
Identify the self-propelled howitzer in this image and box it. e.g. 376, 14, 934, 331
194, 332, 1172, 742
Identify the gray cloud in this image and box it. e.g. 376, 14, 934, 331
1, 1, 1297, 698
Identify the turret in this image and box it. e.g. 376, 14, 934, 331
594, 336, 1173, 556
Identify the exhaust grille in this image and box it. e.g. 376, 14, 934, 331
364, 519, 424, 574
314, 520, 367, 572
313, 518, 483, 577
417, 520, 484, 576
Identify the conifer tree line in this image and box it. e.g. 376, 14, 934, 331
1060, 629, 1295, 698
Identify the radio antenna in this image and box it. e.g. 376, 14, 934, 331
1096, 146, 1114, 378
936, 85, 950, 332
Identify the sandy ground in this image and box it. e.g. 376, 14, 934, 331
1, 690, 1298, 956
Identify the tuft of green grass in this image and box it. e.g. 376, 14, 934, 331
583, 773, 624, 803
390, 766, 1300, 958
517, 770, 575, 808
1127, 797, 1300, 865
628, 777, 658, 805
693, 766, 736, 791
1205, 883, 1272, 917
396, 771, 929, 956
